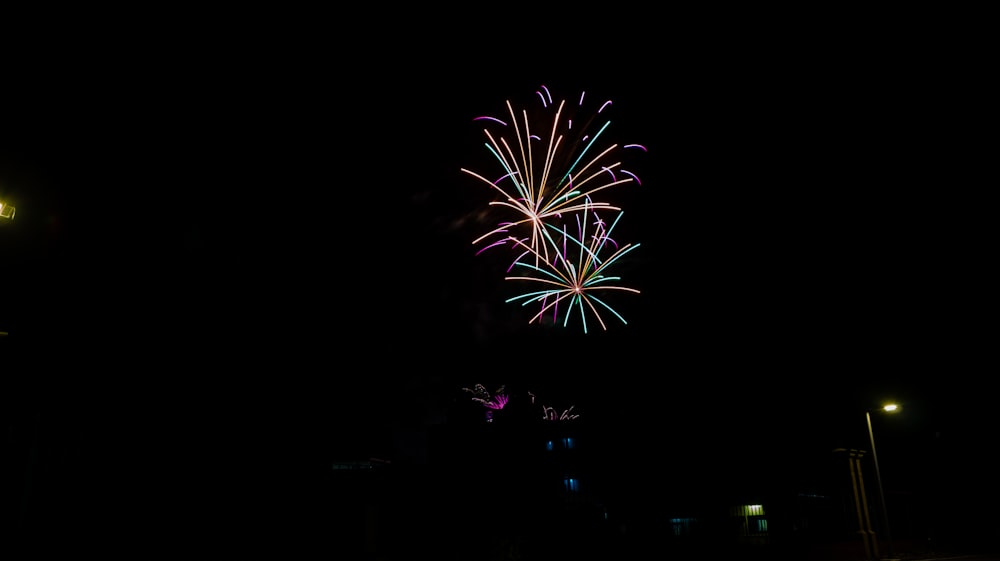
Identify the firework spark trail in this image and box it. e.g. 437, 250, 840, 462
543, 405, 579, 421
485, 394, 509, 410
504, 201, 640, 333
460, 85, 645, 268
462, 384, 508, 408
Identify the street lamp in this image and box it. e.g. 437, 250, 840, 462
866, 403, 899, 559
1, 199, 12, 336
0, 201, 14, 337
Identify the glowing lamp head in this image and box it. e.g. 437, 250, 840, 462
0, 201, 14, 220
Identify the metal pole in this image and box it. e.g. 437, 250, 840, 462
840, 448, 877, 560
866, 410, 895, 558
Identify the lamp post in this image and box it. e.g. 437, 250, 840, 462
866, 403, 898, 559
1, 200, 12, 337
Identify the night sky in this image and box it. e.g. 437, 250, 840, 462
3, 12, 996, 558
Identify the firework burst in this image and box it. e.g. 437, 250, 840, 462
461, 84, 646, 332
460, 84, 646, 267
504, 200, 640, 333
